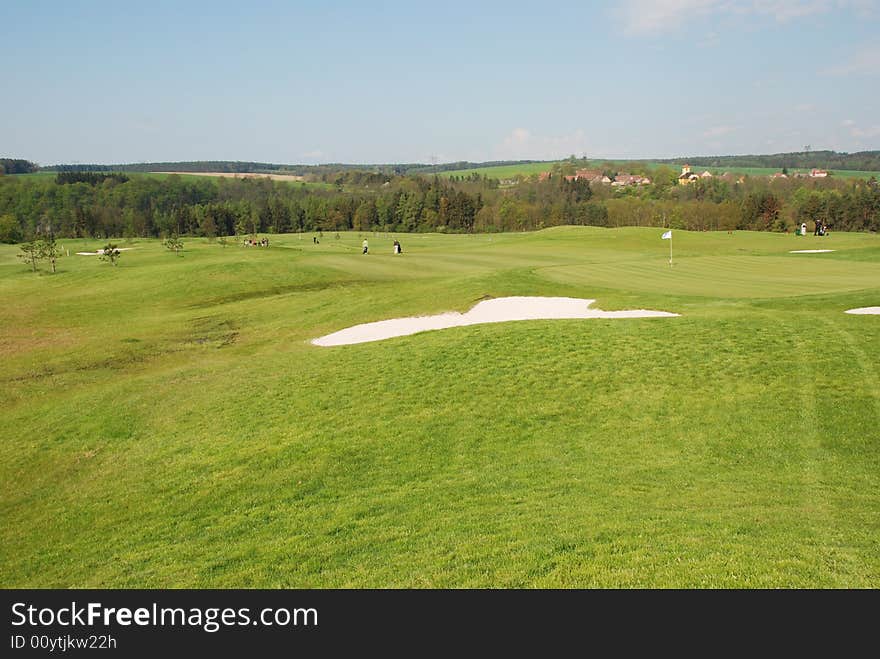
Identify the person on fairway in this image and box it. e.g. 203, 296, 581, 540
362, 238, 369, 254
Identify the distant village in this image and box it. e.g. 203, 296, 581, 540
531, 164, 831, 188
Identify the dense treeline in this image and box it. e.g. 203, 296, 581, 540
49, 161, 287, 174
0, 168, 878, 243
658, 150, 880, 172
34, 150, 880, 178
46, 161, 416, 177
0, 159, 39, 175
56, 172, 129, 185
43, 159, 544, 177
318, 170, 392, 186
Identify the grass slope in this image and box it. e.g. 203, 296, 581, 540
1, 228, 879, 587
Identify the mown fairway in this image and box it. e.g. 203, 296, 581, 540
2, 227, 879, 587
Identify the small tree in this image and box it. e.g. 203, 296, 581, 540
218, 234, 228, 248
18, 241, 41, 272
99, 243, 121, 266
163, 234, 184, 255
39, 235, 62, 273
201, 213, 217, 241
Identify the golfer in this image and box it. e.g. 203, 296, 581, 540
362, 239, 369, 255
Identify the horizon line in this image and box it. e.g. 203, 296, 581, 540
18, 147, 880, 169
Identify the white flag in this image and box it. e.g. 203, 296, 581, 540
661, 230, 672, 239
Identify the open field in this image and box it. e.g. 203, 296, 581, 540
12, 171, 336, 189
438, 162, 560, 179
2, 227, 879, 587
153, 171, 305, 181
439, 160, 880, 180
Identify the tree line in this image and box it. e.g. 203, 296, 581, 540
32, 150, 880, 177
657, 150, 880, 172
1, 168, 878, 243
0, 159, 39, 175
56, 172, 130, 185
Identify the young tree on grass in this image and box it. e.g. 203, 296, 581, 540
99, 243, 121, 266
163, 234, 184, 255
18, 241, 42, 272
39, 235, 62, 273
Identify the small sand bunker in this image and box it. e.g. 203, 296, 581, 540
312, 296, 679, 346
789, 249, 835, 253
845, 307, 880, 315
76, 248, 136, 256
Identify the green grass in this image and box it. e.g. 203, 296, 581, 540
438, 162, 559, 179
2, 227, 879, 587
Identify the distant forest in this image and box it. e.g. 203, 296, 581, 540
0, 159, 39, 175
41, 159, 544, 177
657, 150, 880, 172
16, 151, 880, 176
1, 163, 878, 244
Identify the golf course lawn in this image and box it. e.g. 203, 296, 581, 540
1, 227, 879, 587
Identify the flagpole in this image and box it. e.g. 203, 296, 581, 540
669, 231, 672, 266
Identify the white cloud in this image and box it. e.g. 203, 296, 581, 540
494, 128, 591, 160
821, 43, 880, 76
841, 119, 856, 126
505, 128, 531, 145
617, 0, 868, 35
749, 0, 834, 21
851, 124, 880, 138
617, 0, 720, 35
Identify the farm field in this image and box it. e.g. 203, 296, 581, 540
154, 171, 305, 181
13, 171, 335, 189
438, 162, 560, 179
1, 227, 879, 587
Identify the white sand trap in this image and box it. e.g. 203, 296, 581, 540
789, 249, 835, 253
76, 248, 137, 255
312, 296, 679, 346
845, 307, 880, 315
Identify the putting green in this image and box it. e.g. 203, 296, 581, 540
539, 255, 880, 298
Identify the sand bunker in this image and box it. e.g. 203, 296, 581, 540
845, 307, 880, 315
790, 249, 835, 253
312, 296, 679, 346
76, 248, 136, 255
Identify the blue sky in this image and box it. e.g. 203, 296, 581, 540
2, 0, 878, 165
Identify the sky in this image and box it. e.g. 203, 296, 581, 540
2, 0, 879, 165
